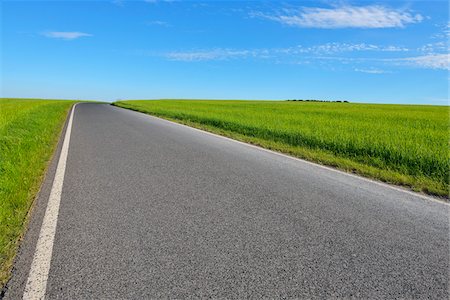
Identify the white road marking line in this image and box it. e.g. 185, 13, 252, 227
23, 103, 77, 300
118, 107, 447, 206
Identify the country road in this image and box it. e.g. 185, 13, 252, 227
4, 103, 449, 299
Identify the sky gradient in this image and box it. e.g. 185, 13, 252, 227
1, 0, 449, 104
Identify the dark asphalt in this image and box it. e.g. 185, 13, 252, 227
5, 103, 449, 299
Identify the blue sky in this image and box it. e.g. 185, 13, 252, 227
1, 0, 448, 104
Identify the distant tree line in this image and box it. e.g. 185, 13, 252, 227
286, 99, 349, 103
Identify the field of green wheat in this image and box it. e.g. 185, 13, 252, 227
114, 100, 449, 198
0, 99, 75, 286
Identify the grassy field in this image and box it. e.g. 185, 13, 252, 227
114, 100, 449, 198
0, 99, 75, 287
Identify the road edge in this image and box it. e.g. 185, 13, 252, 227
111, 104, 448, 205
1, 103, 77, 299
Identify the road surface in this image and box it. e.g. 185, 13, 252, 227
4, 103, 449, 299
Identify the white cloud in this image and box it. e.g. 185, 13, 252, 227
278, 43, 409, 55
112, 0, 124, 6
165, 49, 251, 61
42, 31, 92, 40
431, 22, 450, 40
402, 54, 449, 70
313, 55, 450, 70
165, 43, 409, 62
417, 42, 448, 54
253, 5, 423, 29
162, 45, 450, 71
145, 20, 170, 26
354, 68, 390, 74
144, 0, 177, 3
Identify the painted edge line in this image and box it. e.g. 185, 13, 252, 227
22, 103, 77, 300
116, 106, 448, 206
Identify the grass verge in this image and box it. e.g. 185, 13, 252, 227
0, 99, 75, 288
113, 100, 449, 199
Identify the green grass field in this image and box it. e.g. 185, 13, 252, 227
114, 100, 449, 198
0, 99, 75, 286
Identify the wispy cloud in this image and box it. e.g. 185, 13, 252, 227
417, 42, 448, 54
433, 22, 450, 39
161, 42, 449, 71
165, 49, 252, 61
42, 31, 92, 40
112, 0, 124, 6
401, 54, 449, 70
303, 54, 450, 70
145, 20, 170, 27
144, 0, 177, 3
354, 68, 390, 74
277, 43, 409, 55
252, 5, 423, 29
445, 22, 450, 37
165, 43, 410, 62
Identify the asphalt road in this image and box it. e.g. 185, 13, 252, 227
4, 103, 449, 299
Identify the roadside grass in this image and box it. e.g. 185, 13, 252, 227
114, 100, 449, 198
0, 99, 75, 287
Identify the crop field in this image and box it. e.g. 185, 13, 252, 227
0, 99, 75, 286
114, 100, 449, 198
